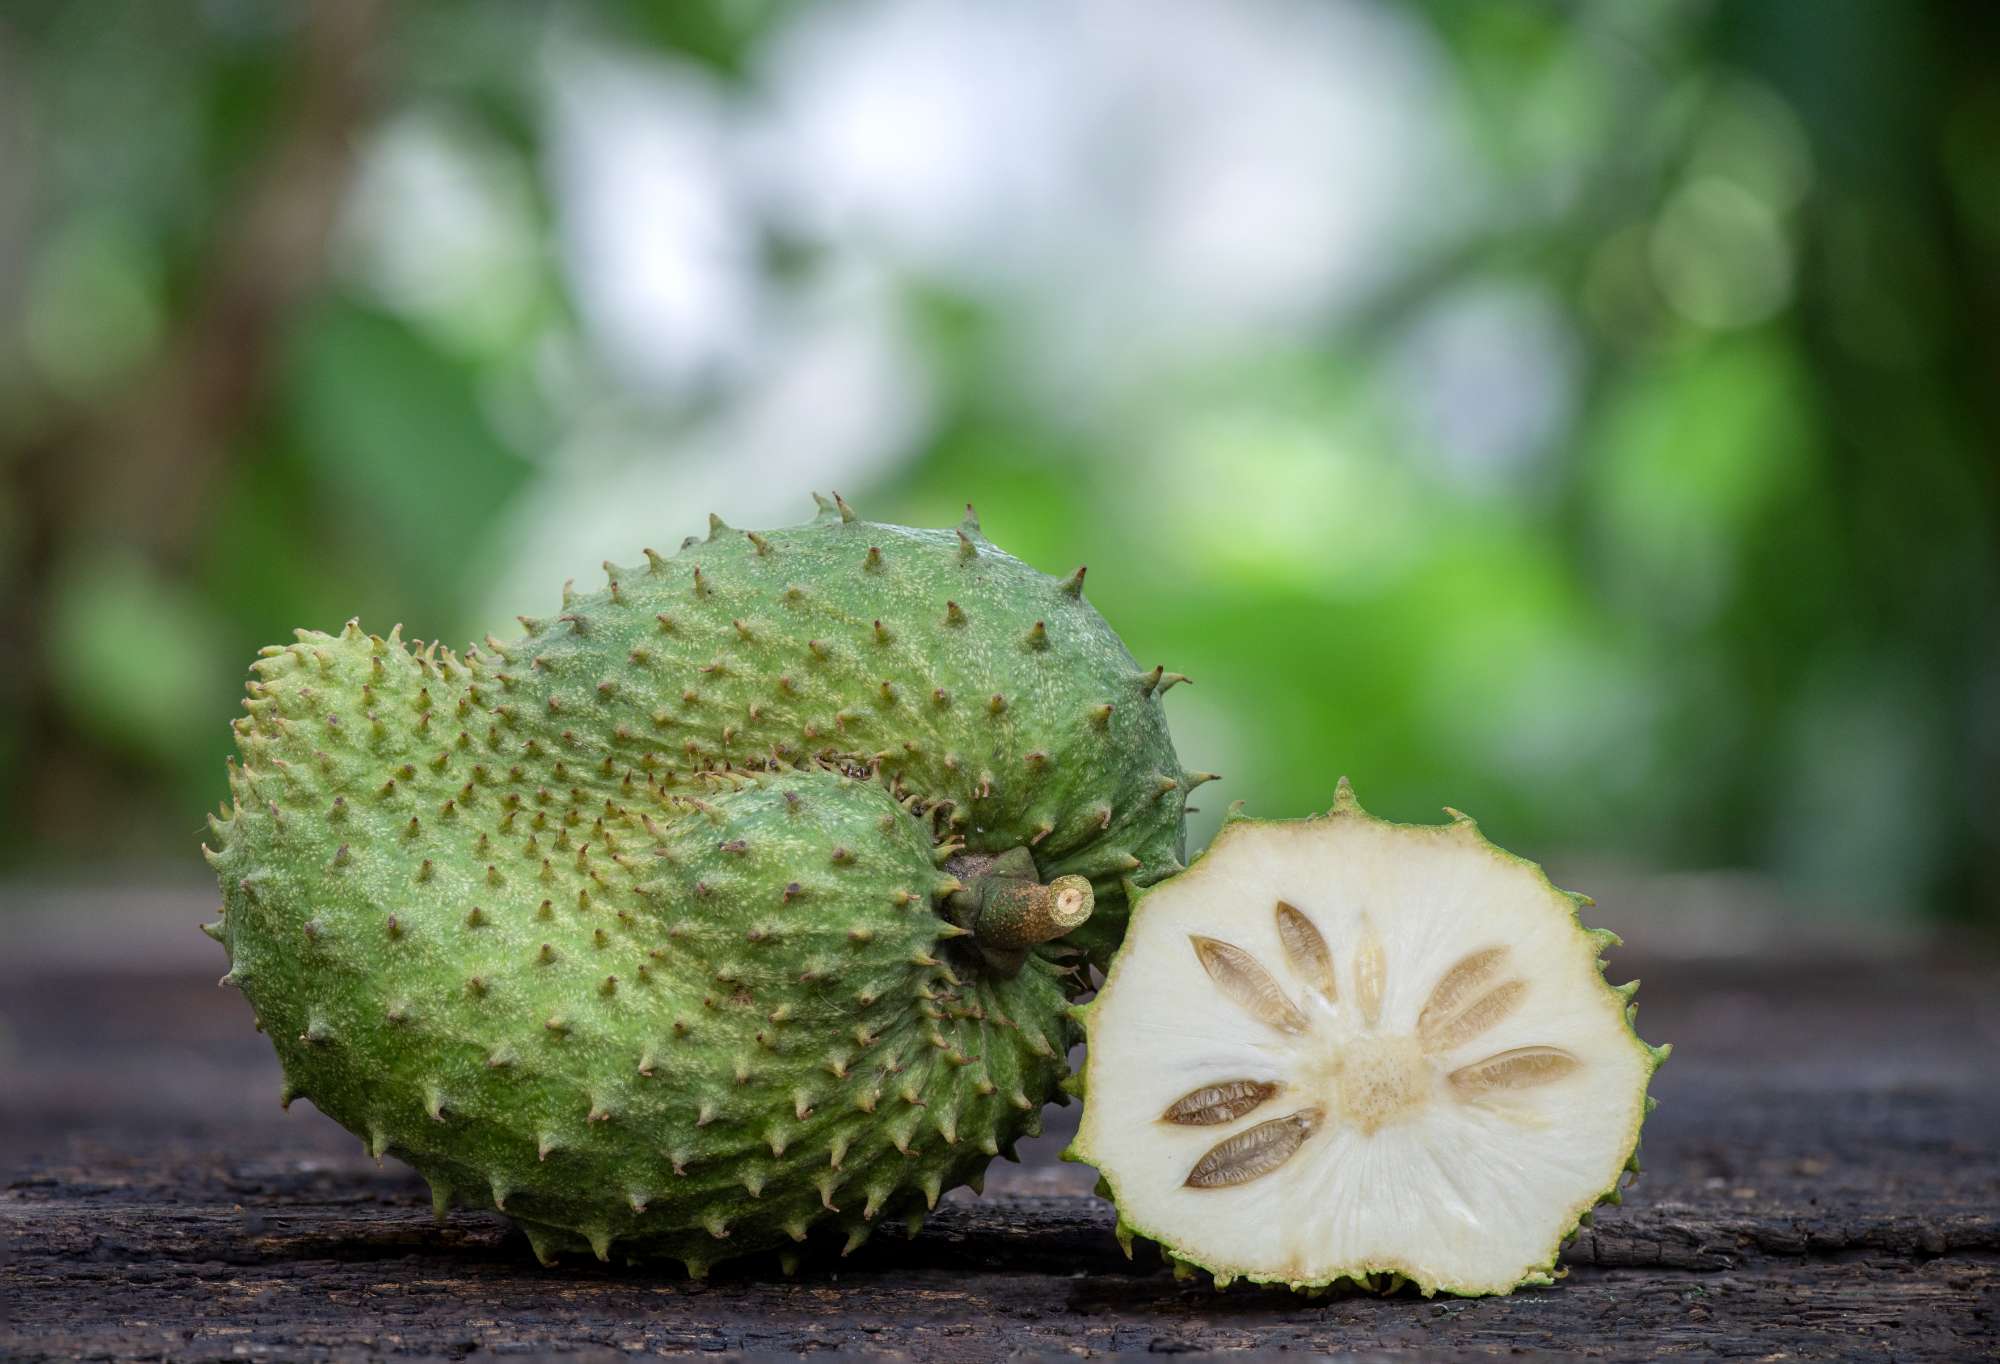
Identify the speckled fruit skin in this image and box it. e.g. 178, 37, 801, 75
203, 496, 1198, 1271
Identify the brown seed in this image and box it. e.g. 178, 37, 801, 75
1448, 1045, 1580, 1094
1189, 936, 1309, 1035
1425, 979, 1528, 1051
1160, 1078, 1281, 1126
1184, 1107, 1324, 1189
1274, 901, 1336, 1003
1418, 946, 1510, 1049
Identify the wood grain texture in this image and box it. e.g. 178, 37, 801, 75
3, 895, 1996, 1361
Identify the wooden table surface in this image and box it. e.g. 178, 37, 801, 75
3, 886, 1996, 1361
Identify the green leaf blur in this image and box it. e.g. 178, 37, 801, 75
0, 0, 1992, 930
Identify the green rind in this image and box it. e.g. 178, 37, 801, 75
1068, 776, 1670, 1297
203, 491, 1196, 1270
212, 706, 1076, 1269
485, 497, 1189, 962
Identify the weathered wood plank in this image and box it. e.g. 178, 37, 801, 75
3, 1174, 1994, 1362
3, 906, 1996, 1361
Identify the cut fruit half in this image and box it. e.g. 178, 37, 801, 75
1069, 780, 1668, 1296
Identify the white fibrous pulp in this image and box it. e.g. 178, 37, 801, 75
1074, 785, 1667, 1296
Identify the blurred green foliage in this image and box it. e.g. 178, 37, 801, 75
0, 0, 1993, 927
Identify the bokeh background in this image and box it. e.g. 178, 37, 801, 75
1, 0, 1995, 932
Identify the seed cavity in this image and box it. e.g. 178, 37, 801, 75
1184, 1107, 1323, 1188
1274, 901, 1335, 1003
1448, 1046, 1579, 1094
1189, 936, 1309, 1035
1160, 1078, 1281, 1127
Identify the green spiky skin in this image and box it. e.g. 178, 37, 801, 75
1065, 780, 1671, 1297
211, 710, 1073, 1270
201, 498, 1184, 1270
467, 498, 1184, 961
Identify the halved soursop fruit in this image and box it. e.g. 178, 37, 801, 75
203, 496, 1197, 1271
1070, 780, 1668, 1296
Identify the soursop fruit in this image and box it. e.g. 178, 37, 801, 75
1069, 780, 1668, 1296
204, 496, 1197, 1270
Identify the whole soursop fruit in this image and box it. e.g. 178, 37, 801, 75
1069, 780, 1668, 1296
204, 496, 1198, 1271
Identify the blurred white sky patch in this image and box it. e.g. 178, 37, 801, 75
459, 0, 1477, 620
335, 109, 544, 358
473, 262, 931, 628
753, 0, 1468, 376
542, 46, 763, 394
1390, 282, 1581, 490
749, 0, 1088, 284
1073, 0, 1463, 336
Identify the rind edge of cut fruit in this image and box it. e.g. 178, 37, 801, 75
1063, 776, 1672, 1297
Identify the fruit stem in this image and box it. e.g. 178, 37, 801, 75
976, 874, 1095, 951
945, 848, 1095, 977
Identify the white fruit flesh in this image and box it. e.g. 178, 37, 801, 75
1075, 796, 1663, 1296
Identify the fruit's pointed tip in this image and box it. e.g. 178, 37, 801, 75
1331, 776, 1363, 813
832, 490, 858, 523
